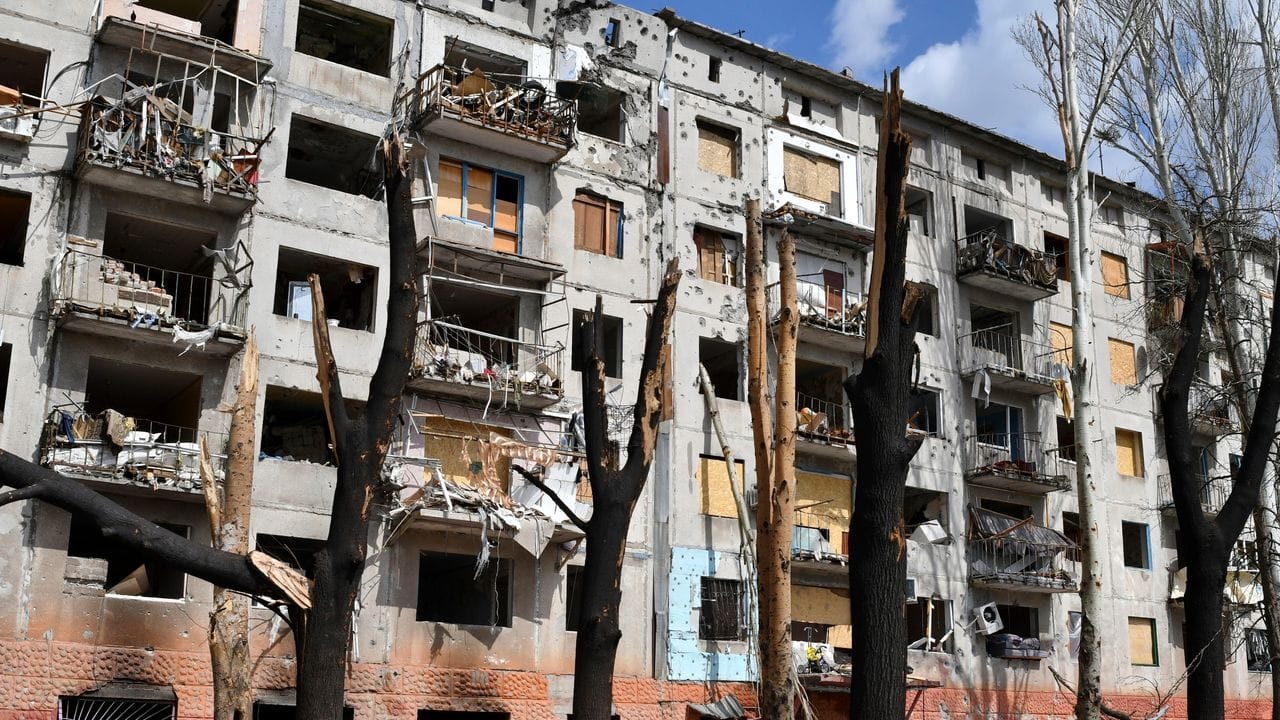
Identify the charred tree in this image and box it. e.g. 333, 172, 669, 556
843, 69, 921, 720
1161, 253, 1280, 719
570, 261, 680, 720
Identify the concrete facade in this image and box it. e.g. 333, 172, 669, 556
0, 1, 1273, 718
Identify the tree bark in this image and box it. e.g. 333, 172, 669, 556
571, 261, 680, 720
844, 68, 920, 720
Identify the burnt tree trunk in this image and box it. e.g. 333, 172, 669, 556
1161, 253, 1280, 720
844, 69, 921, 720
571, 261, 681, 720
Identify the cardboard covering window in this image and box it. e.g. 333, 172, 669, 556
1128, 616, 1158, 665
1108, 338, 1137, 385
1050, 322, 1073, 366
1115, 428, 1144, 477
783, 147, 842, 211
697, 121, 739, 177
699, 455, 745, 517
1101, 252, 1130, 298
574, 192, 622, 257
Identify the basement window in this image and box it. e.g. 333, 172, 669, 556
438, 158, 524, 254
694, 226, 740, 286
419, 713, 510, 720
261, 386, 336, 465
700, 337, 742, 401
905, 597, 952, 653
575, 85, 625, 142
907, 388, 941, 437
708, 56, 722, 83
296, 0, 393, 76
572, 309, 623, 378
698, 577, 743, 641
67, 515, 189, 599
565, 564, 583, 632
1122, 521, 1150, 569
59, 698, 177, 720
0, 187, 31, 266
572, 190, 623, 257
696, 119, 739, 178
0, 40, 49, 107
254, 704, 353, 720
273, 247, 377, 331
286, 116, 382, 198
416, 552, 512, 627
0, 342, 10, 422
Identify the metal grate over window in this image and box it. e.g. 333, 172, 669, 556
699, 577, 744, 641
60, 697, 176, 720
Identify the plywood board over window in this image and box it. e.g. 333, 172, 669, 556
698, 454, 746, 517
1115, 428, 1144, 477
783, 147, 842, 211
697, 120, 739, 177
1050, 321, 1073, 366
1128, 616, 1158, 665
1101, 251, 1130, 298
1109, 337, 1137, 385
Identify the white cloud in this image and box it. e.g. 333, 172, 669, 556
827, 0, 905, 76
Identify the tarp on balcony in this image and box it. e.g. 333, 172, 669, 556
968, 506, 1075, 548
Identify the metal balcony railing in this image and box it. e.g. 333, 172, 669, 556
792, 510, 846, 564
411, 319, 564, 400
968, 536, 1077, 592
963, 432, 1069, 489
956, 228, 1058, 291
399, 64, 577, 150
960, 328, 1057, 381
1153, 382, 1235, 433
1157, 473, 1231, 515
768, 280, 867, 338
795, 391, 852, 444
41, 409, 227, 490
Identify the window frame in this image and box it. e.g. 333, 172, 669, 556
1101, 251, 1131, 298
695, 119, 740, 178
437, 158, 525, 253
1121, 521, 1151, 569
1114, 427, 1145, 477
907, 387, 942, 438
694, 226, 740, 286
698, 576, 744, 641
1128, 616, 1159, 666
572, 191, 623, 258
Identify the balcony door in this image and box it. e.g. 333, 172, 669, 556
975, 401, 1024, 462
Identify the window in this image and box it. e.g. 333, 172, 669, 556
1057, 416, 1076, 462
708, 56, 722, 83
699, 337, 741, 401
575, 86, 624, 141
906, 187, 932, 237
975, 402, 1022, 446
907, 388, 941, 437
254, 703, 354, 720
1122, 521, 1150, 569
1128, 616, 1158, 666
782, 147, 841, 213
255, 535, 323, 578
1248, 629, 1273, 672
696, 120, 739, 177
261, 385, 360, 465
1050, 321, 1072, 366
296, 0, 393, 76
416, 552, 512, 626
1108, 338, 1137, 385
800, 95, 812, 118
699, 577, 743, 640
0, 187, 31, 266
1101, 251, 1130, 298
604, 18, 620, 46
1068, 611, 1083, 660
1115, 428, 1144, 477
995, 604, 1039, 638
439, 159, 523, 253
573, 191, 622, 257
286, 116, 381, 198
67, 515, 189, 599
1063, 511, 1082, 561
565, 565, 583, 632
59, 698, 177, 720
0, 342, 9, 421
694, 227, 739, 286
792, 620, 829, 644
481, 0, 495, 9
699, 454, 746, 517
572, 309, 623, 378
912, 284, 937, 336
905, 598, 953, 653
1044, 231, 1069, 281
0, 40, 48, 109
273, 247, 377, 331
1099, 203, 1125, 228
982, 498, 1032, 521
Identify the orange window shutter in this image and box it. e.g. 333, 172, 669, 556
437, 160, 463, 218
606, 201, 621, 257
466, 167, 493, 225
575, 194, 606, 254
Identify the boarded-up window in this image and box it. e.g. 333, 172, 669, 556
695, 227, 738, 286
1050, 322, 1073, 366
574, 192, 622, 257
1128, 617, 1158, 665
1102, 252, 1130, 298
697, 120, 739, 177
1109, 338, 1137, 385
437, 159, 463, 218
783, 147, 841, 212
1115, 428, 1144, 477
437, 158, 523, 253
425, 418, 511, 492
699, 455, 745, 517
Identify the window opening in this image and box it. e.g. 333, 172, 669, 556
296, 0, 393, 76
700, 337, 742, 401
572, 309, 623, 377
572, 191, 622, 256
696, 120, 739, 177
1122, 521, 1150, 569
0, 187, 31, 266
416, 552, 512, 626
67, 515, 189, 598
699, 577, 743, 640
273, 247, 377, 331
286, 116, 381, 198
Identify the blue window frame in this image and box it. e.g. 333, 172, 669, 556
437, 157, 525, 253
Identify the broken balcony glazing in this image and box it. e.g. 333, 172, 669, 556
955, 228, 1059, 300
963, 432, 1070, 494
408, 320, 564, 408
768, 278, 867, 352
967, 506, 1078, 593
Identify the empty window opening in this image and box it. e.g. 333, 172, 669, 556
1248, 629, 1272, 672
429, 281, 519, 343
1063, 511, 1082, 562
995, 604, 1039, 638
1128, 616, 1158, 665
696, 120, 739, 177
419, 712, 510, 720
800, 95, 813, 117
572, 309, 622, 378
963, 205, 1013, 243
700, 337, 742, 401
1056, 416, 1076, 462
1122, 521, 1150, 569
481, 0, 496, 10
905, 186, 931, 237
572, 190, 622, 257
296, 0, 392, 76
102, 212, 217, 325
253, 703, 353, 720
60, 697, 176, 720
416, 552, 512, 626
0, 40, 49, 107
912, 283, 937, 336
708, 56, 722, 82
795, 359, 845, 433
255, 534, 322, 578
907, 388, 940, 437
1114, 427, 1144, 477
970, 304, 1019, 365
286, 116, 381, 198
699, 577, 743, 640
981, 498, 1032, 521
67, 514, 188, 598
443, 38, 526, 80
0, 187, 31, 266
261, 386, 360, 465
694, 226, 740, 286
565, 564, 583, 632
782, 146, 841, 213
0, 342, 10, 421
905, 598, 952, 652
575, 85, 625, 142
903, 487, 947, 532
439, 159, 524, 253
1044, 231, 1069, 281
604, 18, 621, 46
273, 247, 376, 331
976, 157, 986, 180
792, 620, 829, 644
85, 357, 203, 431
131, 0, 241, 43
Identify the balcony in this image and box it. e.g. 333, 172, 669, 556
791, 513, 848, 588
956, 229, 1058, 301
41, 410, 226, 494
794, 391, 855, 458
769, 281, 866, 353
1153, 382, 1235, 437
399, 64, 576, 163
408, 320, 564, 409
959, 328, 1058, 394
1157, 473, 1231, 516
968, 506, 1078, 593
53, 250, 247, 355
963, 433, 1070, 494
95, 14, 271, 82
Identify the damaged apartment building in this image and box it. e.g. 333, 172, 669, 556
0, 0, 1273, 718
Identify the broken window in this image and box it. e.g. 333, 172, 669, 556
905, 598, 952, 653
1069, 610, 1083, 660
296, 0, 393, 76
428, 280, 520, 344
573, 191, 622, 257
576, 85, 624, 142
1101, 251, 1130, 298
273, 247, 377, 331
572, 309, 622, 377
783, 146, 841, 213
86, 357, 203, 430
565, 564, 583, 632
439, 159, 524, 253
700, 337, 741, 401
101, 212, 218, 326
129, 0, 241, 42
1248, 629, 1272, 672
792, 620, 829, 644
694, 226, 739, 286
708, 56, 722, 82
1044, 231, 1069, 281
443, 38, 526, 79
419, 713, 510, 720
1063, 511, 1082, 562
0, 342, 10, 422
905, 186, 931, 237
67, 514, 189, 599
963, 205, 1013, 243
996, 604, 1039, 638
286, 116, 382, 198
907, 388, 940, 437
1128, 616, 1158, 665
0, 39, 48, 107
912, 283, 937, 336
261, 386, 342, 464
0, 187, 31, 266
1122, 521, 1150, 569
800, 95, 812, 117
1108, 337, 1137, 385
698, 577, 743, 641
253, 704, 353, 720
604, 18, 621, 46
416, 552, 512, 627
1115, 427, 1144, 477
59, 697, 176, 720
981, 498, 1032, 521
903, 487, 947, 532
255, 534, 322, 577
1056, 416, 1076, 462
696, 119, 739, 177
795, 359, 846, 437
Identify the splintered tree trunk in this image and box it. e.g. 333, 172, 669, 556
571, 263, 681, 720
844, 69, 919, 720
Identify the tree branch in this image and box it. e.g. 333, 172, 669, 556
309, 272, 350, 465
0, 485, 41, 507
620, 258, 681, 491
511, 465, 588, 533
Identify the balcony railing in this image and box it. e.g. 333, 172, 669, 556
963, 432, 1070, 493
960, 328, 1058, 389
956, 229, 1058, 299
399, 64, 576, 158
410, 319, 564, 405
968, 536, 1077, 592
795, 391, 852, 446
792, 511, 847, 566
1153, 382, 1235, 434
768, 281, 867, 340
41, 409, 226, 491
1157, 473, 1231, 515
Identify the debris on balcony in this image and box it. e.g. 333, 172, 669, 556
411, 319, 564, 402
967, 506, 1077, 592
985, 632, 1051, 660
791, 523, 847, 566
